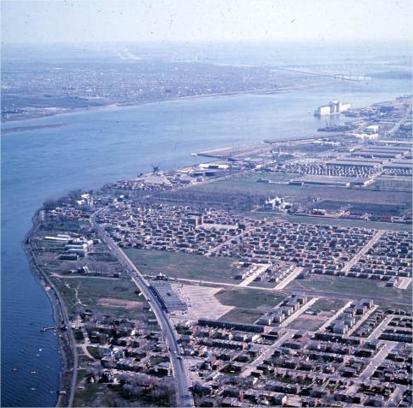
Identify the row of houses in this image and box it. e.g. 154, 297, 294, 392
78, 315, 174, 382
327, 299, 375, 335
97, 201, 412, 282
257, 293, 308, 326
179, 309, 412, 407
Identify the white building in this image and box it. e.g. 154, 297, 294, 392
314, 100, 351, 116
365, 125, 379, 134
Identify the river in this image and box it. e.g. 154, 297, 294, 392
1, 52, 411, 406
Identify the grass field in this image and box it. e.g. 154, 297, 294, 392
50, 275, 154, 319
190, 171, 412, 207
215, 287, 285, 324
73, 382, 120, 407
39, 219, 84, 232
190, 172, 298, 196
310, 297, 348, 313
124, 248, 239, 283
77, 352, 93, 366
270, 213, 412, 232
286, 317, 325, 331
288, 275, 412, 306
218, 308, 264, 324
215, 287, 284, 309
247, 279, 276, 289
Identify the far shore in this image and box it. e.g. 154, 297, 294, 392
1, 85, 297, 125
1, 122, 69, 134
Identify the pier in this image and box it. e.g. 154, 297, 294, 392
40, 326, 55, 332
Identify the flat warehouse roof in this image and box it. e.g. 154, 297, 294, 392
360, 146, 410, 151
383, 163, 412, 169
351, 152, 402, 159
296, 175, 369, 183
327, 161, 378, 167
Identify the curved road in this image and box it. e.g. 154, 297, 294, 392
91, 211, 193, 407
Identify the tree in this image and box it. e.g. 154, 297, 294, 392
43, 198, 59, 210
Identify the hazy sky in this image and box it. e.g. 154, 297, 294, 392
1, 0, 412, 45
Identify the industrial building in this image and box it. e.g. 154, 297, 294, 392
314, 100, 351, 116
290, 175, 373, 187
326, 159, 380, 169
383, 160, 412, 171
150, 281, 187, 313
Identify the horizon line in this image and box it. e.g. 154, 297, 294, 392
2, 38, 412, 46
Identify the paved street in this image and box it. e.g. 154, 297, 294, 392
240, 331, 293, 378
360, 341, 396, 381
92, 212, 193, 407
342, 230, 384, 273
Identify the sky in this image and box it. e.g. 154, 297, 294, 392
1, 0, 412, 45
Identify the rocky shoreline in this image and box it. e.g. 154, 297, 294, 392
23, 210, 78, 407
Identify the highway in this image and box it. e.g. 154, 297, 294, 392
91, 211, 193, 407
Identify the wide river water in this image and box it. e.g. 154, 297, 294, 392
1, 72, 410, 406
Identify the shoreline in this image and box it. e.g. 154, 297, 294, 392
13, 86, 295, 407
1, 122, 69, 135
23, 211, 77, 408
18, 92, 410, 406
1, 85, 298, 126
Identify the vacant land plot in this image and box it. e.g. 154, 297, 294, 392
50, 275, 152, 319
190, 172, 298, 196
73, 381, 120, 408
215, 287, 284, 309
273, 213, 412, 232
286, 315, 326, 331
98, 297, 146, 309
214, 287, 296, 324
310, 297, 348, 313
247, 279, 276, 289
190, 171, 412, 207
219, 308, 264, 324
39, 217, 86, 233
124, 248, 239, 283
288, 275, 412, 306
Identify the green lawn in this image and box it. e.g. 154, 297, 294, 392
190, 172, 299, 196
73, 382, 120, 407
288, 275, 412, 307
310, 297, 348, 313
215, 287, 287, 324
190, 171, 411, 210
50, 275, 153, 319
124, 248, 239, 283
287, 317, 325, 331
282, 214, 412, 232
215, 287, 284, 309
219, 308, 264, 324
247, 279, 277, 289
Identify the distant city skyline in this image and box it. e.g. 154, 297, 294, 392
1, 0, 412, 45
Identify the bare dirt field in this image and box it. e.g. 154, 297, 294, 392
98, 297, 146, 309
